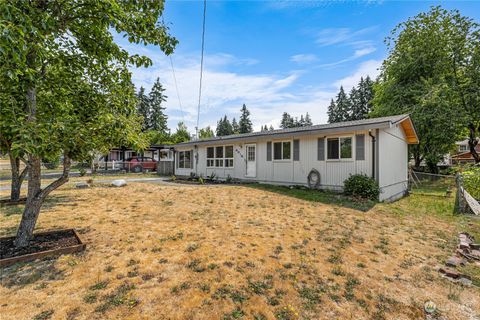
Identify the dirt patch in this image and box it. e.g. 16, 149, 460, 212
1, 229, 80, 259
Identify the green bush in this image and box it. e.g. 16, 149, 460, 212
462, 167, 480, 200
343, 174, 379, 201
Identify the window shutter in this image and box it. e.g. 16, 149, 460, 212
267, 142, 272, 161
293, 139, 300, 161
317, 138, 325, 161
190, 150, 194, 168
356, 134, 365, 160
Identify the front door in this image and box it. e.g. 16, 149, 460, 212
245, 144, 256, 177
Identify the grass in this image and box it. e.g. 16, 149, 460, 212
0, 182, 479, 319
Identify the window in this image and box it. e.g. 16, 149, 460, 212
459, 145, 468, 152
327, 137, 352, 160
206, 145, 234, 168
225, 146, 234, 167
207, 147, 215, 167
355, 135, 365, 160
273, 141, 291, 160
178, 150, 192, 169
215, 146, 224, 167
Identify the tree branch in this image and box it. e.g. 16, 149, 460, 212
39, 153, 71, 199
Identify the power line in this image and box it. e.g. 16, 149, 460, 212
169, 55, 185, 123
196, 0, 207, 138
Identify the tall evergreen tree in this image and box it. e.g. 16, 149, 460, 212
172, 122, 190, 143
149, 78, 168, 133
334, 86, 351, 122
327, 99, 339, 123
280, 112, 294, 128
298, 115, 305, 127
269, 125, 274, 131
349, 86, 361, 121
231, 117, 239, 134
238, 104, 253, 134
304, 112, 313, 126
136, 86, 150, 131
216, 115, 233, 136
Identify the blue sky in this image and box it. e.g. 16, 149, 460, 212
116, 0, 480, 134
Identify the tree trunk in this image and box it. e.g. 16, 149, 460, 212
9, 153, 27, 201
467, 122, 480, 163
14, 155, 71, 248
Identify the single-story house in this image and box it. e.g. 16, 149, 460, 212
450, 139, 480, 165
173, 114, 419, 202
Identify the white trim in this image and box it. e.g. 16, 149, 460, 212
326, 136, 354, 160
273, 140, 292, 161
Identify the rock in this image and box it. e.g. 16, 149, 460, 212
457, 277, 472, 286
445, 256, 465, 268
459, 233, 474, 244
470, 243, 480, 250
111, 179, 127, 187
459, 241, 471, 250
439, 267, 461, 279
75, 182, 90, 189
471, 250, 480, 259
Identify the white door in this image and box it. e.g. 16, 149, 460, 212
245, 144, 256, 177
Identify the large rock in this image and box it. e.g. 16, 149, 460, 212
75, 182, 90, 189
111, 179, 127, 187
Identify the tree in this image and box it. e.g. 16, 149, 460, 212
232, 118, 239, 134
335, 86, 351, 122
0, 0, 177, 247
304, 113, 313, 126
216, 115, 233, 136
239, 104, 253, 134
172, 122, 190, 143
280, 112, 294, 128
149, 78, 168, 134
136, 86, 150, 131
327, 99, 339, 123
269, 125, 275, 131
199, 126, 214, 139
371, 6, 480, 168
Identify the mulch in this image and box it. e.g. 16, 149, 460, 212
0, 229, 80, 259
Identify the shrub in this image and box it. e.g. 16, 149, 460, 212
343, 174, 379, 201
462, 167, 480, 200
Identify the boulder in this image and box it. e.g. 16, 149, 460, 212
111, 179, 127, 187
75, 182, 90, 189
445, 256, 465, 268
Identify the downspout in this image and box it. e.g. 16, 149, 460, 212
369, 130, 376, 180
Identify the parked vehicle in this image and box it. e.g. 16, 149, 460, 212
124, 157, 157, 173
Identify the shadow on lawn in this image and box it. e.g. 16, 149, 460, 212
0, 258, 65, 288
247, 184, 376, 212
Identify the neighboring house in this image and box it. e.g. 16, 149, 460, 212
173, 114, 419, 202
99, 144, 175, 174
451, 139, 480, 165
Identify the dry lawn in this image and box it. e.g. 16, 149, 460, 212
0, 182, 479, 320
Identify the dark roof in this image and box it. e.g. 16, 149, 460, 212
174, 114, 413, 147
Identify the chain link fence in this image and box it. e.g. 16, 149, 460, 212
408, 170, 456, 197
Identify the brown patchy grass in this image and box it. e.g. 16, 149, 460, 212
1, 182, 479, 320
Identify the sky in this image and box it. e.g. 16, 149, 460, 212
114, 0, 480, 134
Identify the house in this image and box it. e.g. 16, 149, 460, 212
450, 139, 480, 165
99, 144, 175, 174
173, 114, 419, 202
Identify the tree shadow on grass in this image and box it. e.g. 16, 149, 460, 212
0, 258, 65, 288
246, 184, 377, 212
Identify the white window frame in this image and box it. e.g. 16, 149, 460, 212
206, 145, 234, 168
273, 140, 292, 161
177, 150, 192, 169
206, 147, 215, 167
326, 136, 353, 161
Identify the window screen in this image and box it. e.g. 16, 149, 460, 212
273, 142, 282, 160
293, 140, 300, 161
327, 138, 339, 159
317, 138, 325, 161
266, 142, 272, 161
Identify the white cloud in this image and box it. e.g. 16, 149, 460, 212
290, 54, 318, 64
334, 59, 382, 91
315, 26, 377, 47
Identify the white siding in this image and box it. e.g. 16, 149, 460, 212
177, 130, 377, 191
378, 124, 409, 202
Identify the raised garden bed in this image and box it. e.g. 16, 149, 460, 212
0, 229, 86, 268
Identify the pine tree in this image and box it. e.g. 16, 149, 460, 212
280, 112, 292, 129
199, 126, 215, 139
299, 115, 305, 127
327, 99, 338, 123
238, 104, 253, 134
304, 112, 313, 126
232, 117, 239, 134
334, 86, 350, 123
361, 76, 374, 116
269, 125, 274, 131
216, 115, 233, 136
349, 86, 361, 121
136, 86, 150, 131
149, 78, 168, 133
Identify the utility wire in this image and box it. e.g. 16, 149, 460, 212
196, 0, 207, 138
169, 55, 185, 123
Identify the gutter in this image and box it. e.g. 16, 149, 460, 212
369, 130, 376, 180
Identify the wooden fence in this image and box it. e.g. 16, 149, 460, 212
455, 173, 480, 215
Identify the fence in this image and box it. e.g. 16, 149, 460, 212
408, 170, 455, 197
455, 173, 480, 215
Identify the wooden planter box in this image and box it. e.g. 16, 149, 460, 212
0, 197, 27, 206
0, 229, 86, 268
